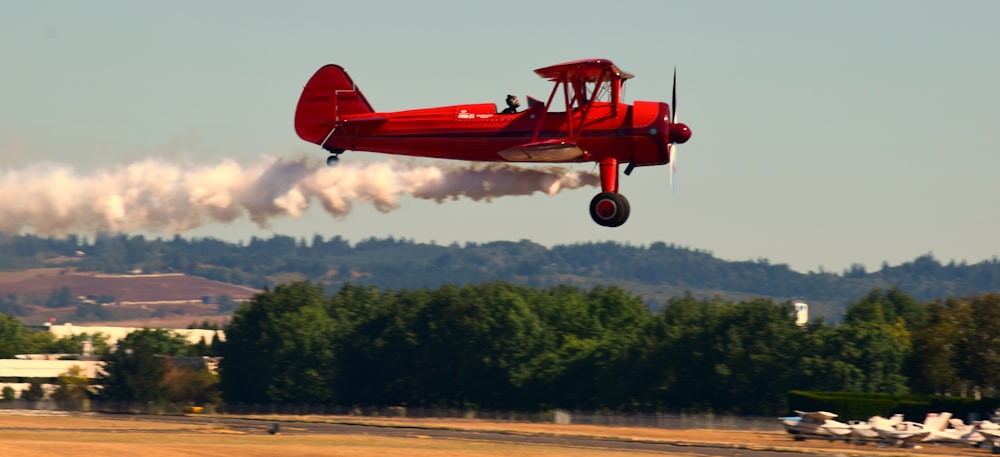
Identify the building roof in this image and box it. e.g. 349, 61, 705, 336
45, 323, 225, 345
0, 359, 101, 379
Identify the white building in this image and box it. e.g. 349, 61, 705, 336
2, 325, 225, 400
794, 300, 809, 327
0, 358, 101, 398
45, 323, 225, 346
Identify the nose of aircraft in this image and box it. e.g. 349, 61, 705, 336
670, 123, 691, 144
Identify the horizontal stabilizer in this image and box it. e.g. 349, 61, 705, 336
498, 140, 588, 162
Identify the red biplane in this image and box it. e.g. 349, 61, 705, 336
294, 59, 691, 227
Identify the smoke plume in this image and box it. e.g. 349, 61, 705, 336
0, 156, 599, 236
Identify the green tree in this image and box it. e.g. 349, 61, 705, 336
909, 298, 964, 394
31, 331, 92, 355
52, 365, 92, 410
88, 333, 113, 357
706, 299, 804, 412
408, 283, 549, 409
191, 336, 210, 357
812, 289, 915, 395
536, 286, 651, 410
646, 295, 805, 413
21, 380, 45, 401
219, 282, 342, 404
844, 287, 927, 329
97, 329, 189, 403
0, 313, 35, 357
795, 321, 866, 392
333, 285, 422, 406
834, 319, 911, 394
163, 360, 221, 405
956, 293, 1000, 395
2, 386, 15, 401
646, 294, 728, 411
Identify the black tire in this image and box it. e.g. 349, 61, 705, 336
589, 192, 630, 227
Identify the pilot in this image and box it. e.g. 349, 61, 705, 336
500, 94, 520, 114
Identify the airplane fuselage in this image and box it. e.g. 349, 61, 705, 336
322, 100, 673, 167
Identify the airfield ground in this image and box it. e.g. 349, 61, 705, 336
0, 411, 992, 457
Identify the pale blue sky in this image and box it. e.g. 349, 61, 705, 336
2, 1, 998, 273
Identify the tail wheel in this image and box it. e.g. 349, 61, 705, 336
325, 150, 344, 167
589, 192, 630, 227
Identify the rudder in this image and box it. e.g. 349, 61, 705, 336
294, 65, 374, 146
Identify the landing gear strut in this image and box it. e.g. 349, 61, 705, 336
590, 157, 630, 227
589, 192, 630, 227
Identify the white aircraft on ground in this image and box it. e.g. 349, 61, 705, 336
873, 412, 952, 448
779, 411, 852, 440
873, 421, 932, 448
976, 424, 1000, 451
847, 414, 903, 442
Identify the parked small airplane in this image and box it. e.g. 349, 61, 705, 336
929, 417, 987, 446
873, 420, 932, 448
872, 412, 954, 448
847, 414, 903, 442
779, 410, 852, 440
786, 409, 1000, 448
977, 425, 1000, 450
294, 59, 692, 227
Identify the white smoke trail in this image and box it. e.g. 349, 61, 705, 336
0, 156, 599, 236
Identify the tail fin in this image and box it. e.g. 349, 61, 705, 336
294, 65, 374, 145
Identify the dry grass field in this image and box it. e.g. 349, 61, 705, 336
0, 412, 685, 457
1, 411, 994, 457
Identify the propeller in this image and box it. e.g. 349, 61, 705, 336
667, 67, 692, 192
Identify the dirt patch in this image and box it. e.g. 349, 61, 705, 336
0, 269, 257, 303
0, 268, 75, 285
0, 412, 195, 430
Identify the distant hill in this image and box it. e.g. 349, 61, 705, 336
1, 233, 999, 323
0, 266, 256, 326
0, 269, 257, 304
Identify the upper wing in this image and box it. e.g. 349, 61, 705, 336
534, 58, 634, 82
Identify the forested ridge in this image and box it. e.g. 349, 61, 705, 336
3, 233, 999, 320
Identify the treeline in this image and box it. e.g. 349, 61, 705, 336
4, 283, 1000, 415
4, 233, 1000, 320
217, 282, 1000, 414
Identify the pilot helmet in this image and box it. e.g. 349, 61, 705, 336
506, 94, 520, 107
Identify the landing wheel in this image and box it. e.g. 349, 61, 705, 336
589, 192, 630, 227
324, 147, 345, 167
